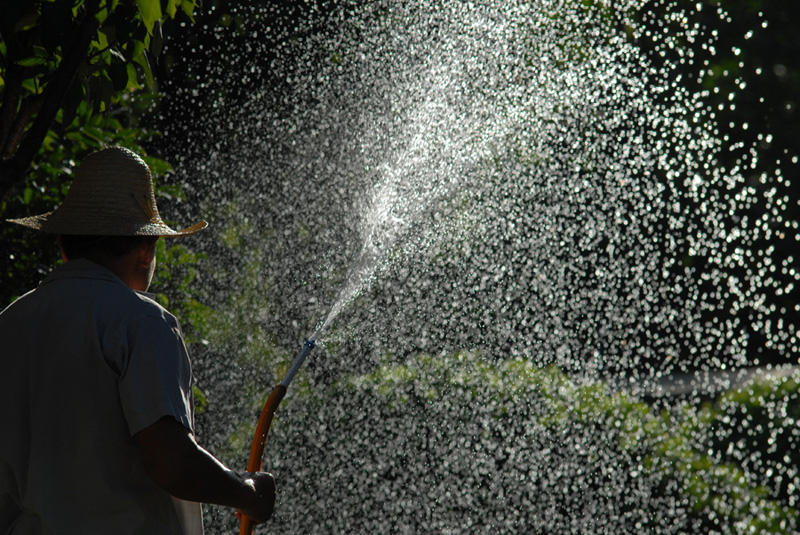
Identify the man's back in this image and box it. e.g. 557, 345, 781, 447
0, 259, 195, 534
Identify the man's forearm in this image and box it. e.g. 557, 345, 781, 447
155, 433, 258, 508
134, 416, 273, 519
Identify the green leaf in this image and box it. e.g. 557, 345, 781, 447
158, 184, 187, 201
125, 63, 142, 91
17, 56, 47, 67
21, 78, 40, 94
135, 0, 162, 34
166, 0, 178, 19
180, 0, 197, 20
192, 385, 208, 413
150, 20, 163, 57
105, 2, 139, 48
13, 6, 40, 33
95, 27, 109, 50
16, 45, 51, 68
82, 124, 104, 142
98, 75, 113, 112
100, 20, 118, 46
143, 156, 174, 177
133, 50, 154, 88
23, 187, 34, 205
130, 38, 145, 61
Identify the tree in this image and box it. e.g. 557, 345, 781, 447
0, 0, 197, 304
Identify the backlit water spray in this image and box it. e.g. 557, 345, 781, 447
314, 50, 532, 339
154, 1, 800, 532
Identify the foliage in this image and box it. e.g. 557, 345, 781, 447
696, 372, 800, 513
252, 354, 798, 534
0, 0, 197, 306
0, 0, 198, 185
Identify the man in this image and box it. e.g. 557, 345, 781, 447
0, 147, 275, 533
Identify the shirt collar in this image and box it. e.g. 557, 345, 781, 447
42, 258, 129, 288
41, 259, 158, 301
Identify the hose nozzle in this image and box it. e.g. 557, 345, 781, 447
279, 339, 316, 387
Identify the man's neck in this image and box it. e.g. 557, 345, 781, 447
70, 253, 150, 292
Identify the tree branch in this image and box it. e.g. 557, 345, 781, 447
0, 2, 100, 207
0, 63, 24, 152
1, 94, 44, 160
0, 22, 38, 153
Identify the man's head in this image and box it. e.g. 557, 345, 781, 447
8, 146, 206, 291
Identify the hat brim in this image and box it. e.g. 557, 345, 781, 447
8, 212, 208, 237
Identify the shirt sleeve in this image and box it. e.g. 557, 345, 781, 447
118, 312, 195, 437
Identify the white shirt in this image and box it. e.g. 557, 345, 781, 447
0, 259, 203, 534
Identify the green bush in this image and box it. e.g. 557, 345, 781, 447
246, 353, 799, 534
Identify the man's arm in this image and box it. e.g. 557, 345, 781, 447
133, 416, 276, 523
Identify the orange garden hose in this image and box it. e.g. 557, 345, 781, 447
238, 384, 287, 534
239, 339, 315, 534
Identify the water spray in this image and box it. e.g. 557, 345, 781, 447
238, 338, 316, 534
237, 204, 399, 533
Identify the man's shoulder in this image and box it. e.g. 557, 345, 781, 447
0, 287, 36, 316
132, 291, 178, 324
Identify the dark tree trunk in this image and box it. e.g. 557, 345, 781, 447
0, 3, 99, 209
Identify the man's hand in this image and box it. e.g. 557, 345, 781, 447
238, 471, 276, 523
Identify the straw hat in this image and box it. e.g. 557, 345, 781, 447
7, 147, 207, 237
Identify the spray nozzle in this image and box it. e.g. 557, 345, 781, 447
280, 338, 317, 388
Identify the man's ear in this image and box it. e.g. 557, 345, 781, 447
136, 237, 159, 267
57, 236, 68, 262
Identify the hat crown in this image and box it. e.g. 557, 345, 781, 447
57, 147, 162, 226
